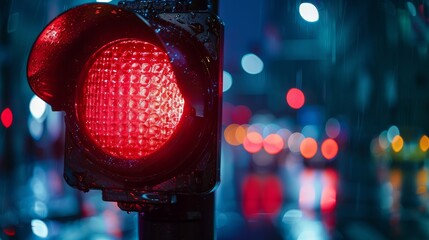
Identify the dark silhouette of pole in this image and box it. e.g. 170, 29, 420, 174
138, 193, 215, 240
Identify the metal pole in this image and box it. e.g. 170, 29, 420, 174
138, 193, 215, 240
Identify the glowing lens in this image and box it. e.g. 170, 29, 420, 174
79, 40, 185, 160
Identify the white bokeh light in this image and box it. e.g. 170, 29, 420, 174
31, 219, 48, 238
223, 71, 233, 92
29, 95, 47, 120
241, 53, 264, 74
299, 3, 319, 22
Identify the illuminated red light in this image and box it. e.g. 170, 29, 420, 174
321, 139, 339, 160
78, 39, 185, 160
1, 108, 13, 128
286, 88, 305, 109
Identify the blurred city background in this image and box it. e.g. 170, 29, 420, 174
1, 0, 429, 239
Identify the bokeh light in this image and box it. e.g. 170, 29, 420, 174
391, 135, 404, 152
416, 168, 427, 194
231, 105, 252, 124
28, 116, 44, 140
224, 124, 240, 146
223, 71, 233, 92
325, 118, 341, 138
263, 134, 284, 154
261, 176, 283, 216
387, 125, 400, 142
321, 170, 337, 212
300, 137, 318, 159
224, 124, 247, 146
321, 139, 338, 160
241, 53, 264, 74
288, 132, 305, 153
419, 135, 429, 152
302, 125, 319, 139
286, 88, 305, 109
277, 128, 292, 148
378, 131, 389, 150
299, 170, 316, 209
406, 1, 417, 16
29, 95, 47, 120
31, 219, 48, 238
247, 123, 264, 134
243, 132, 264, 153
299, 3, 319, 22
263, 123, 281, 138
242, 175, 260, 219
1, 108, 13, 128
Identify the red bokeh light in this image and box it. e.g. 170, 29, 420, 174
321, 138, 339, 160
242, 175, 283, 219
3, 227, 16, 237
242, 175, 260, 218
1, 108, 13, 128
263, 134, 284, 154
78, 40, 185, 160
243, 132, 263, 153
286, 88, 305, 109
261, 176, 283, 215
321, 170, 338, 212
231, 105, 252, 124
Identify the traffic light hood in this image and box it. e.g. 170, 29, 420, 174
27, 4, 163, 110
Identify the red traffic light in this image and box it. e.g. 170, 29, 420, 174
78, 39, 185, 160
27, 3, 223, 211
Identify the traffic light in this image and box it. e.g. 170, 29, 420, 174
27, 2, 223, 212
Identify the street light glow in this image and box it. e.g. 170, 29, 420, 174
299, 3, 319, 22
29, 95, 47, 120
241, 53, 264, 74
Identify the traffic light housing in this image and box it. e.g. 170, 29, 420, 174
27, 2, 223, 211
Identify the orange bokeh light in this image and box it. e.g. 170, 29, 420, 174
224, 124, 240, 145
300, 137, 318, 159
391, 135, 404, 152
420, 135, 429, 152
224, 124, 248, 146
321, 138, 339, 160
